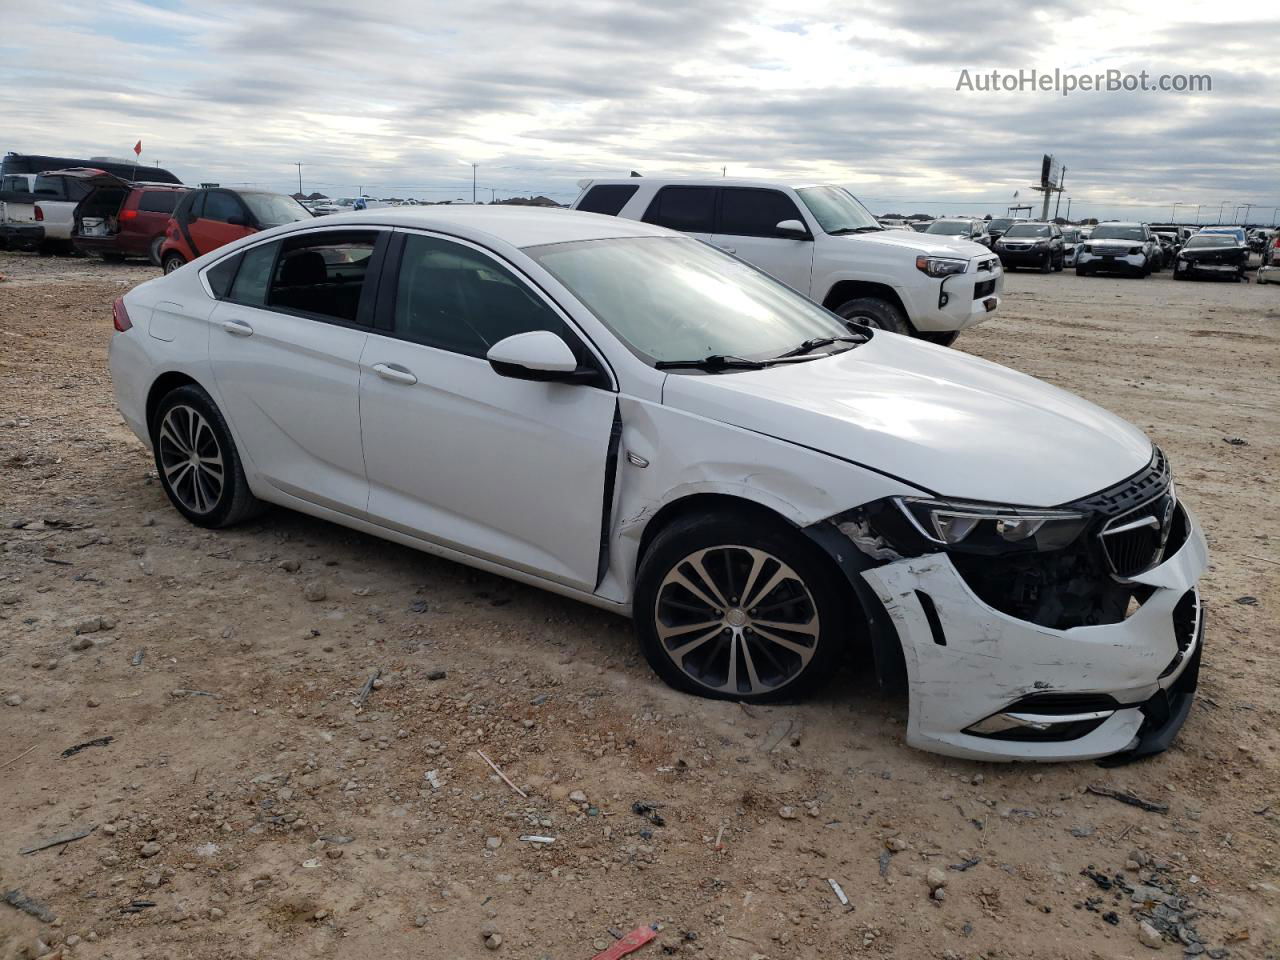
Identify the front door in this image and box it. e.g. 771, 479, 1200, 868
710, 187, 814, 294
189, 189, 253, 256
359, 231, 617, 590
207, 229, 385, 515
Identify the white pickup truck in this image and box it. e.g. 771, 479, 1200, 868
571, 178, 1002, 345
0, 171, 91, 252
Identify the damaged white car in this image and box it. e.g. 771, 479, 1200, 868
108, 207, 1206, 763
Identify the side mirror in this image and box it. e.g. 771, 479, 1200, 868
486, 330, 591, 383
775, 219, 809, 238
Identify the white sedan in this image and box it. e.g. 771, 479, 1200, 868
109, 206, 1207, 762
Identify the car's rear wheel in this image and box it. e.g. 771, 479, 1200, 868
149, 236, 165, 266
1039, 251, 1053, 273
834, 297, 912, 336
634, 511, 851, 703
162, 253, 186, 274
152, 385, 263, 528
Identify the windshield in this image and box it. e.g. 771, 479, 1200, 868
1185, 235, 1236, 248
925, 220, 971, 235
243, 193, 312, 227
987, 219, 1013, 232
795, 186, 880, 234
1091, 225, 1145, 241
527, 236, 850, 365
1004, 223, 1051, 238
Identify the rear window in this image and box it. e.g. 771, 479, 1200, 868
206, 253, 241, 298
577, 184, 638, 217
228, 241, 278, 306
642, 186, 716, 233
718, 188, 806, 238
137, 191, 180, 214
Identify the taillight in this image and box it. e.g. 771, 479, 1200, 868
112, 297, 133, 332
120, 209, 138, 221
34, 205, 44, 221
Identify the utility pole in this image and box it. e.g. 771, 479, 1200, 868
1052, 168, 1066, 220
488, 187, 495, 203
294, 162, 303, 196
1065, 197, 1071, 220
1194, 204, 1202, 224
471, 163, 477, 204
1217, 201, 1227, 224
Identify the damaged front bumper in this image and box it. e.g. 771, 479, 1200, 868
861, 505, 1208, 762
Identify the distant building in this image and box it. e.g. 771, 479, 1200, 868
492, 195, 562, 208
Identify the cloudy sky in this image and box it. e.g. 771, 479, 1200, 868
2, 0, 1278, 222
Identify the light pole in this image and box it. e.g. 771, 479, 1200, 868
1242, 203, 1253, 225
458, 160, 477, 203
1217, 201, 1227, 224
1194, 204, 1202, 224
294, 162, 303, 196
1065, 197, 1071, 220
1171, 201, 1183, 222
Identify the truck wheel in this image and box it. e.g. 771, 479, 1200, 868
834, 297, 912, 336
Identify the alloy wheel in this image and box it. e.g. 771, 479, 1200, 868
653, 545, 819, 696
157, 404, 225, 514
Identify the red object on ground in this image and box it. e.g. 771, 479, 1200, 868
590, 926, 656, 960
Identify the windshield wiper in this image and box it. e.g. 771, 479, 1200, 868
654, 354, 769, 372
828, 225, 883, 235
771, 334, 867, 359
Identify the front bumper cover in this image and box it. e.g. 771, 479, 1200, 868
860, 505, 1208, 762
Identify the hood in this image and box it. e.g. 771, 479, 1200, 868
1088, 237, 1143, 249
660, 334, 1153, 506
845, 229, 989, 259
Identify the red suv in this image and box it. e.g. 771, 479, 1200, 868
72, 174, 188, 264
159, 188, 312, 272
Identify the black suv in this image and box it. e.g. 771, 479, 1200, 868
992, 221, 1065, 272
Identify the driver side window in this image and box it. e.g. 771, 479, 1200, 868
203, 191, 242, 223
392, 234, 574, 359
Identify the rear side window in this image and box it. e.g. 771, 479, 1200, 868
202, 191, 243, 223
137, 191, 180, 214
577, 184, 639, 217
267, 231, 379, 324
228, 242, 278, 306
206, 254, 241, 299
642, 187, 716, 233
719, 188, 807, 238
393, 234, 570, 358
186, 192, 205, 220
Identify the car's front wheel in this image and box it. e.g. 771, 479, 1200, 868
833, 297, 912, 336
151, 385, 263, 528
634, 511, 851, 703
162, 253, 186, 274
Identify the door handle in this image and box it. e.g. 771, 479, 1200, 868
220, 318, 253, 336
372, 362, 418, 385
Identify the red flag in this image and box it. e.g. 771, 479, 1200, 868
133, 140, 142, 156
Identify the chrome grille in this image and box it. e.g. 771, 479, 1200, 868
1099, 489, 1177, 578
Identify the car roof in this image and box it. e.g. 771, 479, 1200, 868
265, 205, 673, 249
583, 177, 827, 191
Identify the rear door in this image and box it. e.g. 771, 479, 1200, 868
358, 230, 617, 590
640, 186, 716, 244
207, 228, 388, 515
709, 187, 815, 293
189, 189, 253, 256
128, 189, 184, 255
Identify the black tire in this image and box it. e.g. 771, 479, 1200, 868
833, 296, 912, 336
150, 384, 263, 528
918, 330, 959, 347
149, 236, 165, 266
1039, 252, 1053, 273
162, 253, 186, 274
634, 509, 854, 704
1173, 270, 1186, 281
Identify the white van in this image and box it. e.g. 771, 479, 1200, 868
572, 179, 1002, 345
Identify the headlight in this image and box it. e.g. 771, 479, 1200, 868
1034, 239, 1049, 247
915, 255, 968, 278
897, 498, 1089, 553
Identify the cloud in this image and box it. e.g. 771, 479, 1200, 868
0, 0, 1275, 221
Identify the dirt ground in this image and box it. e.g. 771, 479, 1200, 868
1, 249, 1277, 960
